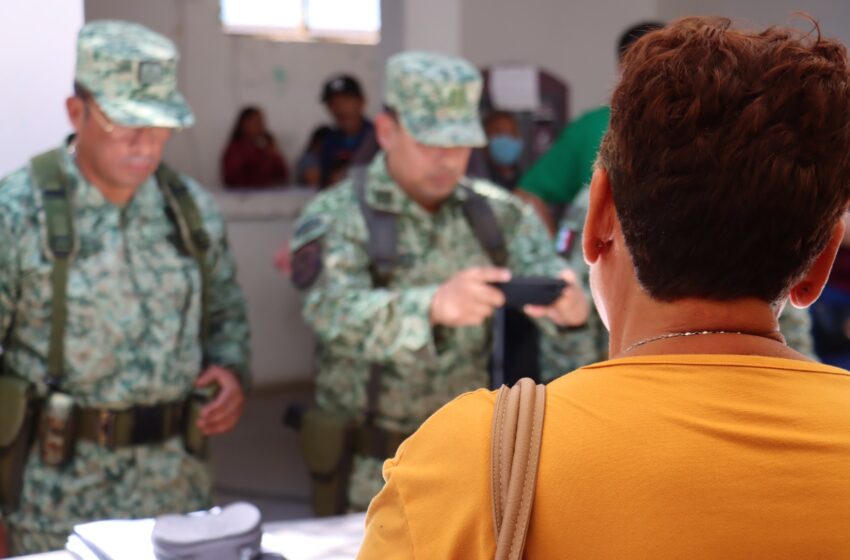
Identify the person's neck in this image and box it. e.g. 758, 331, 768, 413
610, 293, 799, 360
340, 117, 365, 137
74, 153, 142, 207
385, 156, 448, 214
491, 160, 517, 179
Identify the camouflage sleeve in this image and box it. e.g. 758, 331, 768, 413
0, 206, 20, 354
779, 304, 816, 359
502, 199, 565, 278
0, 211, 12, 520
185, 178, 252, 389
503, 197, 606, 379
504, 200, 577, 321
292, 211, 439, 366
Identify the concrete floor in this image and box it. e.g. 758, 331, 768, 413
210, 384, 316, 522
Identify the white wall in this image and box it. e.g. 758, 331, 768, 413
461, 0, 659, 117
213, 191, 317, 387
405, 0, 463, 56
658, 0, 850, 49
85, 0, 382, 190
0, 1, 84, 177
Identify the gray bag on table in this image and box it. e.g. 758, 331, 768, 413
151, 502, 273, 560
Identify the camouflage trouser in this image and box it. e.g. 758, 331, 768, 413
5, 438, 213, 555
8, 527, 67, 556
347, 455, 387, 511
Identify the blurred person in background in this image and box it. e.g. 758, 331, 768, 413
319, 74, 373, 187
221, 106, 289, 188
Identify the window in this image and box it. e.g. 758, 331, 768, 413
221, 0, 381, 44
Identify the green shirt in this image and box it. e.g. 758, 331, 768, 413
521, 105, 611, 204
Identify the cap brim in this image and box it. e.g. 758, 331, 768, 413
96, 91, 195, 129
400, 115, 487, 148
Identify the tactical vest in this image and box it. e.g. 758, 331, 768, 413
24, 148, 212, 391
0, 151, 214, 510
351, 167, 508, 423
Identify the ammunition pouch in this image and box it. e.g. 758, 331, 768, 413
294, 406, 412, 516
182, 385, 218, 459
299, 408, 356, 517
0, 376, 36, 512
0, 383, 210, 514
39, 392, 77, 467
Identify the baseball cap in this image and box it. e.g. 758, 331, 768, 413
75, 20, 194, 129
321, 74, 365, 103
384, 51, 486, 147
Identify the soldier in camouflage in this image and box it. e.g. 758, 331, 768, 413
0, 21, 250, 553
290, 52, 595, 512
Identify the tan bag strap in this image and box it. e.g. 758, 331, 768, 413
491, 377, 546, 560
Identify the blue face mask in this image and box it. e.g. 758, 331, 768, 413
488, 135, 524, 166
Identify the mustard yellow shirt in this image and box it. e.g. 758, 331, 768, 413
360, 355, 850, 559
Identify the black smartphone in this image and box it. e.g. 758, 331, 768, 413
490, 276, 568, 308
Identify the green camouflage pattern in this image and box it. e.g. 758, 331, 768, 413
8, 440, 212, 553
76, 20, 194, 129
291, 154, 598, 509
0, 143, 250, 554
384, 52, 486, 148
779, 303, 816, 358
557, 185, 817, 362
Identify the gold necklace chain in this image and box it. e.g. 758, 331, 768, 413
623, 329, 786, 353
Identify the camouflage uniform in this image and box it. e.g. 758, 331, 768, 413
291, 52, 597, 510
779, 303, 817, 358
556, 185, 817, 360
0, 22, 250, 554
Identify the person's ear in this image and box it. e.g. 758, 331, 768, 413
375, 112, 397, 152
66, 96, 86, 132
789, 217, 845, 308
583, 166, 617, 265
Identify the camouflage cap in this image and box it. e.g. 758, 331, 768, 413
384, 52, 486, 147
75, 20, 194, 129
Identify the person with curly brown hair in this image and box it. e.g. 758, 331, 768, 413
359, 16, 850, 558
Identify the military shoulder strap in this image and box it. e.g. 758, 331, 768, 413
355, 170, 509, 285
354, 169, 510, 427
26, 151, 213, 393
459, 181, 508, 267
353, 167, 397, 289
352, 167, 395, 424
30, 149, 75, 390
155, 164, 212, 350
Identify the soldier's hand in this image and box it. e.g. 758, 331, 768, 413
195, 366, 245, 436
430, 267, 511, 327
524, 269, 590, 327
274, 244, 292, 277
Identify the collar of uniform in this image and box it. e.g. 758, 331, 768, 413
61, 140, 162, 217
365, 153, 468, 217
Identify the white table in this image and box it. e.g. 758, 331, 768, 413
16, 513, 365, 560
